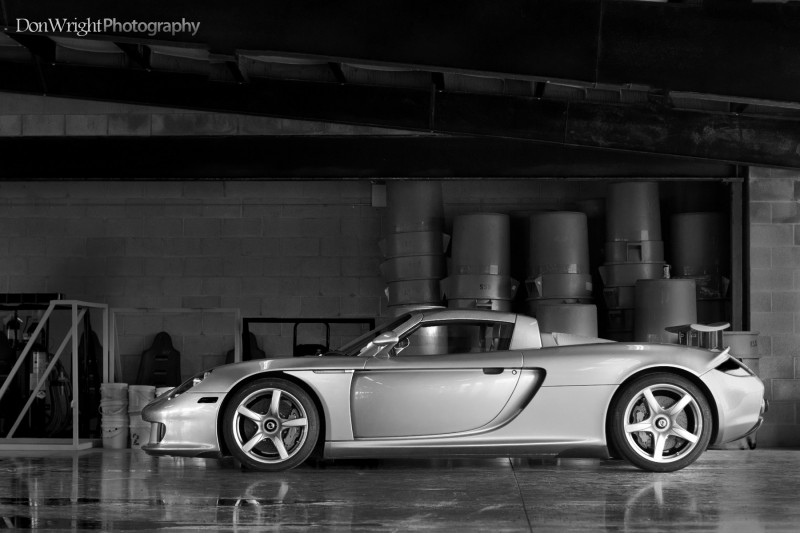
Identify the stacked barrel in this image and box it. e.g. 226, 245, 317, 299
380, 181, 448, 314
671, 212, 730, 323
599, 182, 666, 341
525, 212, 597, 336
634, 279, 697, 343
441, 213, 518, 311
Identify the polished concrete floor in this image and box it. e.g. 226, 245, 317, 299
0, 449, 798, 532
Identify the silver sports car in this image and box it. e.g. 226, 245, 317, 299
142, 309, 766, 472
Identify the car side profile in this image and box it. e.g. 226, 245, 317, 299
142, 309, 766, 472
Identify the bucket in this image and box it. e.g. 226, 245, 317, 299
528, 212, 590, 278
99, 382, 128, 416
606, 182, 662, 242
379, 231, 450, 259
723, 331, 760, 358
129, 412, 151, 449
128, 385, 156, 414
101, 413, 129, 449
100, 382, 128, 403
380, 255, 447, 282
386, 181, 444, 233
450, 214, 511, 276
537, 304, 598, 337
634, 279, 697, 343
671, 213, 728, 277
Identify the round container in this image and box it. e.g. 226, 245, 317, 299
599, 262, 665, 287
606, 182, 662, 242
447, 298, 513, 312
128, 385, 156, 415
379, 231, 449, 259
605, 240, 664, 263
386, 279, 442, 305
606, 308, 635, 332
101, 414, 129, 449
603, 286, 636, 309
441, 275, 519, 301
402, 326, 448, 356
380, 255, 446, 282
155, 386, 173, 398
528, 212, 590, 278
387, 305, 446, 317
524, 297, 593, 317
99, 382, 128, 416
100, 382, 128, 403
386, 181, 444, 233
129, 412, 151, 449
450, 213, 511, 276
723, 331, 760, 358
671, 212, 728, 277
634, 279, 697, 343
525, 273, 593, 299
537, 304, 598, 337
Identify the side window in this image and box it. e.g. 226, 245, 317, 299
396, 321, 514, 357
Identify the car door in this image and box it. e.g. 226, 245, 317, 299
350, 320, 521, 438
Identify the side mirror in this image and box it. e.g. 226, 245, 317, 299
373, 332, 399, 346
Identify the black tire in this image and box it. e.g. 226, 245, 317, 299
609, 373, 712, 472
222, 378, 320, 472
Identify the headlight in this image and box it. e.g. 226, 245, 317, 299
168, 370, 212, 399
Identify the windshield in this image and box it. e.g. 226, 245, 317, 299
331, 314, 413, 357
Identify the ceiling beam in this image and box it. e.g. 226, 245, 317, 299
1, 60, 800, 168
4, 0, 800, 103
0, 136, 736, 179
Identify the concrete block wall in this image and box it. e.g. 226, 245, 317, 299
749, 167, 800, 446
0, 180, 383, 383
0, 178, 615, 384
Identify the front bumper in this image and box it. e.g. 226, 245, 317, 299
141, 391, 225, 458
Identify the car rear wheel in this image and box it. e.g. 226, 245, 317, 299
223, 378, 319, 471
609, 373, 712, 472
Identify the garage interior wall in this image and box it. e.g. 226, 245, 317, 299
749, 166, 800, 446
0, 94, 797, 447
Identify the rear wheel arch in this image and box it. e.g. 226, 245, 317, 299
604, 367, 719, 456
217, 371, 327, 458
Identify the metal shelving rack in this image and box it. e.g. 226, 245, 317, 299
0, 299, 108, 451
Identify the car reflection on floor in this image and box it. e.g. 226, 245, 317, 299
0, 450, 795, 531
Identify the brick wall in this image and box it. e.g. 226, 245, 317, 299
749, 167, 800, 446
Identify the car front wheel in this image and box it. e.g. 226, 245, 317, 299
609, 373, 712, 472
223, 378, 319, 471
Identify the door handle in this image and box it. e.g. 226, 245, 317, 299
483, 367, 504, 375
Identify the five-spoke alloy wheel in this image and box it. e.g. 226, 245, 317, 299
223, 378, 319, 471
610, 373, 712, 472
